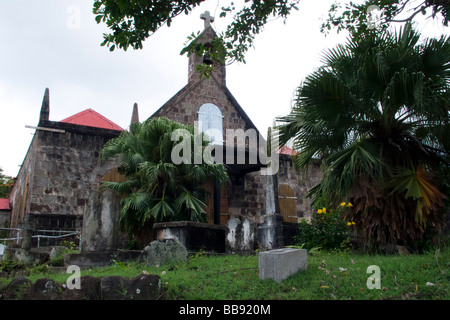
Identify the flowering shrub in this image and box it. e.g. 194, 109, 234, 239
295, 198, 355, 251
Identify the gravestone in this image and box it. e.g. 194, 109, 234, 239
259, 248, 307, 283
226, 217, 256, 253
257, 174, 284, 249
141, 238, 188, 266
81, 189, 121, 252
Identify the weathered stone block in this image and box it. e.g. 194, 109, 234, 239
259, 248, 307, 283
100, 276, 128, 300
100, 274, 163, 300
61, 275, 102, 300
2, 277, 32, 299
125, 274, 162, 300
141, 238, 188, 266
81, 189, 121, 253
23, 278, 63, 300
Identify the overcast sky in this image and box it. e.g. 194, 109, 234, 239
0, 0, 447, 177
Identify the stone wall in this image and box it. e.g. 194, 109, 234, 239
277, 155, 323, 219
9, 133, 39, 228
24, 213, 83, 247
9, 119, 121, 246
225, 156, 322, 226
152, 76, 256, 138
0, 209, 10, 236
242, 171, 266, 222
28, 120, 120, 218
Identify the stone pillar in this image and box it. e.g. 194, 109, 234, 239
257, 173, 284, 250
20, 214, 34, 250
81, 189, 121, 252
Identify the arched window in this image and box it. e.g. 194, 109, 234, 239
198, 103, 223, 145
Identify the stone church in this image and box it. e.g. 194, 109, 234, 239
7, 13, 322, 253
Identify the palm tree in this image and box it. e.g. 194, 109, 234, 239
277, 24, 449, 249
100, 117, 229, 241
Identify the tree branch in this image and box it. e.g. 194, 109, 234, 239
390, 1, 429, 23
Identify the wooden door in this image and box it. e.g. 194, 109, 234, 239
102, 168, 127, 183
205, 181, 215, 224
204, 181, 229, 226
219, 186, 229, 225
278, 184, 298, 223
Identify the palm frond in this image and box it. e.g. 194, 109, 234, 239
99, 116, 230, 237
175, 190, 207, 222
149, 198, 175, 222
386, 166, 446, 224
100, 179, 136, 194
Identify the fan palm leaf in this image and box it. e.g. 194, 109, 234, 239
100, 117, 229, 241
277, 23, 449, 247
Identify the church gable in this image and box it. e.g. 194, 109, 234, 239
151, 73, 258, 135
150, 18, 260, 144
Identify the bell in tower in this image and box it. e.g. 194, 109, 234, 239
187, 11, 226, 86
203, 51, 213, 65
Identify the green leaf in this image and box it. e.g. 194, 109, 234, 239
151, 199, 175, 222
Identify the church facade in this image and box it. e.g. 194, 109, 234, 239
7, 14, 322, 250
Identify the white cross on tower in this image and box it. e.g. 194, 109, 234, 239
200, 10, 214, 29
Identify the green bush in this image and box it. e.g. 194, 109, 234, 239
295, 197, 354, 251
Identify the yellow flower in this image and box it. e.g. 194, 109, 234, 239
352, 221, 356, 225
340, 202, 346, 207
317, 209, 323, 214
322, 207, 327, 214
347, 203, 353, 207
347, 222, 352, 226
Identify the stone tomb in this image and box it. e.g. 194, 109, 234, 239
258, 248, 307, 283
153, 221, 226, 252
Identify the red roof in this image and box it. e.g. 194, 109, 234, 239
60, 108, 124, 131
277, 145, 298, 156
0, 198, 10, 211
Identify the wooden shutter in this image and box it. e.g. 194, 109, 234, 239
102, 168, 127, 183
278, 184, 298, 223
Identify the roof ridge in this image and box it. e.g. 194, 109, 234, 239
60, 108, 124, 131
85, 108, 123, 128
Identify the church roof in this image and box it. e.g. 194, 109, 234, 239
0, 198, 10, 210
60, 108, 124, 131
277, 145, 298, 156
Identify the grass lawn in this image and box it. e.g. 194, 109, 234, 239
4, 247, 448, 300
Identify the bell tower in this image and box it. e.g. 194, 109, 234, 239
188, 11, 226, 86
